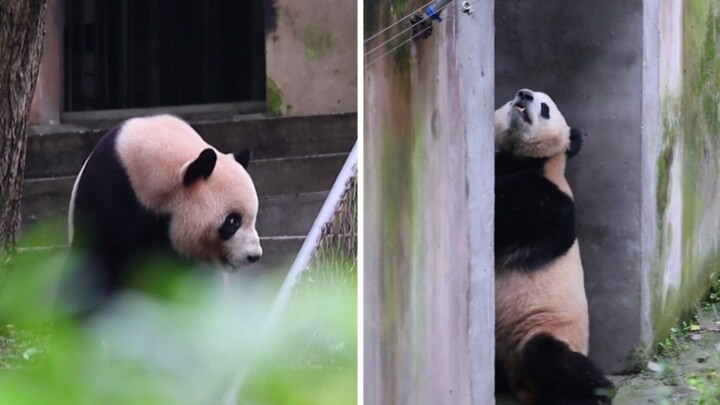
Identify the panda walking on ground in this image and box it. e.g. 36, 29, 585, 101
494, 89, 614, 404
60, 115, 262, 318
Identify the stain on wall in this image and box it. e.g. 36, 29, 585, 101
265, 0, 356, 116
364, 1, 495, 403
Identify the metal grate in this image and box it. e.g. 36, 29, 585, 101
63, 0, 266, 112
301, 172, 358, 284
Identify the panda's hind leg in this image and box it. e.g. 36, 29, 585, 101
522, 334, 615, 404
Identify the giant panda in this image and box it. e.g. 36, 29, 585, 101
494, 89, 614, 404
60, 114, 262, 317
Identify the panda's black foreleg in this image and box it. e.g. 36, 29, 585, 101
522, 334, 615, 405
54, 252, 117, 321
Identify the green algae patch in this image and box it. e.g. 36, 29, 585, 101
266, 78, 284, 116
303, 26, 332, 60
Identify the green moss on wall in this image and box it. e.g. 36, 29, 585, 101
651, 0, 720, 349
656, 105, 677, 226
364, 0, 414, 72
303, 26, 332, 60
266, 78, 284, 116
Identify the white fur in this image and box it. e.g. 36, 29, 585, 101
116, 115, 262, 269
68, 158, 90, 244
495, 89, 571, 158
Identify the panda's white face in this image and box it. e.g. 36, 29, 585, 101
170, 150, 263, 272
495, 89, 572, 158
114, 115, 262, 273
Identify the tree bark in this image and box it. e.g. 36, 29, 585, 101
0, 0, 47, 262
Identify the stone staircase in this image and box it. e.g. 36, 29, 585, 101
19, 113, 357, 274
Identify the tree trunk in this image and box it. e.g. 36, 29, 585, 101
0, 0, 47, 262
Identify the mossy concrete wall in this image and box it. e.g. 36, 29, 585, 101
651, 0, 720, 354
363, 1, 495, 403
496, 0, 720, 373
264, 0, 356, 116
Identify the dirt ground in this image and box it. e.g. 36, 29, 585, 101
613, 305, 720, 405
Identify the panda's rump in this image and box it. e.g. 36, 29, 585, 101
495, 241, 589, 364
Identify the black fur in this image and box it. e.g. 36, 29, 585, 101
219, 213, 242, 241
540, 103, 550, 119
522, 334, 615, 404
183, 148, 217, 186
568, 128, 583, 158
494, 151, 576, 271
58, 123, 179, 318
234, 149, 252, 169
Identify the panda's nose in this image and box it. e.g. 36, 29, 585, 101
247, 255, 260, 263
517, 89, 534, 101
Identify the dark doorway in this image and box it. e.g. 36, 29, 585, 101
63, 0, 265, 112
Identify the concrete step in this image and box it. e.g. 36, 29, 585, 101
26, 113, 356, 179
21, 187, 327, 247
21, 150, 340, 228
19, 113, 351, 270
257, 192, 327, 236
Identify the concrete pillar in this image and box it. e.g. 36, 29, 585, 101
364, 1, 495, 403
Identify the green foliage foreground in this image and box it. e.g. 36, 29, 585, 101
0, 226, 357, 405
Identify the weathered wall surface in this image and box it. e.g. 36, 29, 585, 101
651, 0, 720, 347
29, 0, 61, 125
364, 1, 495, 403
265, 0, 357, 116
496, 0, 720, 374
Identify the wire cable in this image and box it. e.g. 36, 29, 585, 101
363, 0, 436, 45
364, 23, 432, 69
363, 0, 456, 58
364, 0, 456, 69
364, 18, 420, 58
364, 1, 454, 58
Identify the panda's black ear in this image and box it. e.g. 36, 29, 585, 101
567, 128, 583, 159
234, 149, 252, 169
184, 148, 217, 186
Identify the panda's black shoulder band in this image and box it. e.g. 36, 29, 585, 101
184, 148, 217, 186
567, 128, 582, 159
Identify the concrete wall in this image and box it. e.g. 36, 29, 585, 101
650, 0, 720, 350
364, 2, 495, 404
30, 0, 356, 122
265, 0, 357, 116
29, 0, 61, 125
496, 0, 720, 373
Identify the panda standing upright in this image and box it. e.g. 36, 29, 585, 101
494, 89, 614, 404
61, 115, 262, 317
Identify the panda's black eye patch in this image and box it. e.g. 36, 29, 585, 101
540, 103, 550, 119
219, 213, 242, 240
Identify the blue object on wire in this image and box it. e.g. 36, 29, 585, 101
425, 5, 442, 22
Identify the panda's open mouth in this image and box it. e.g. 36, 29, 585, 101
512, 102, 532, 124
